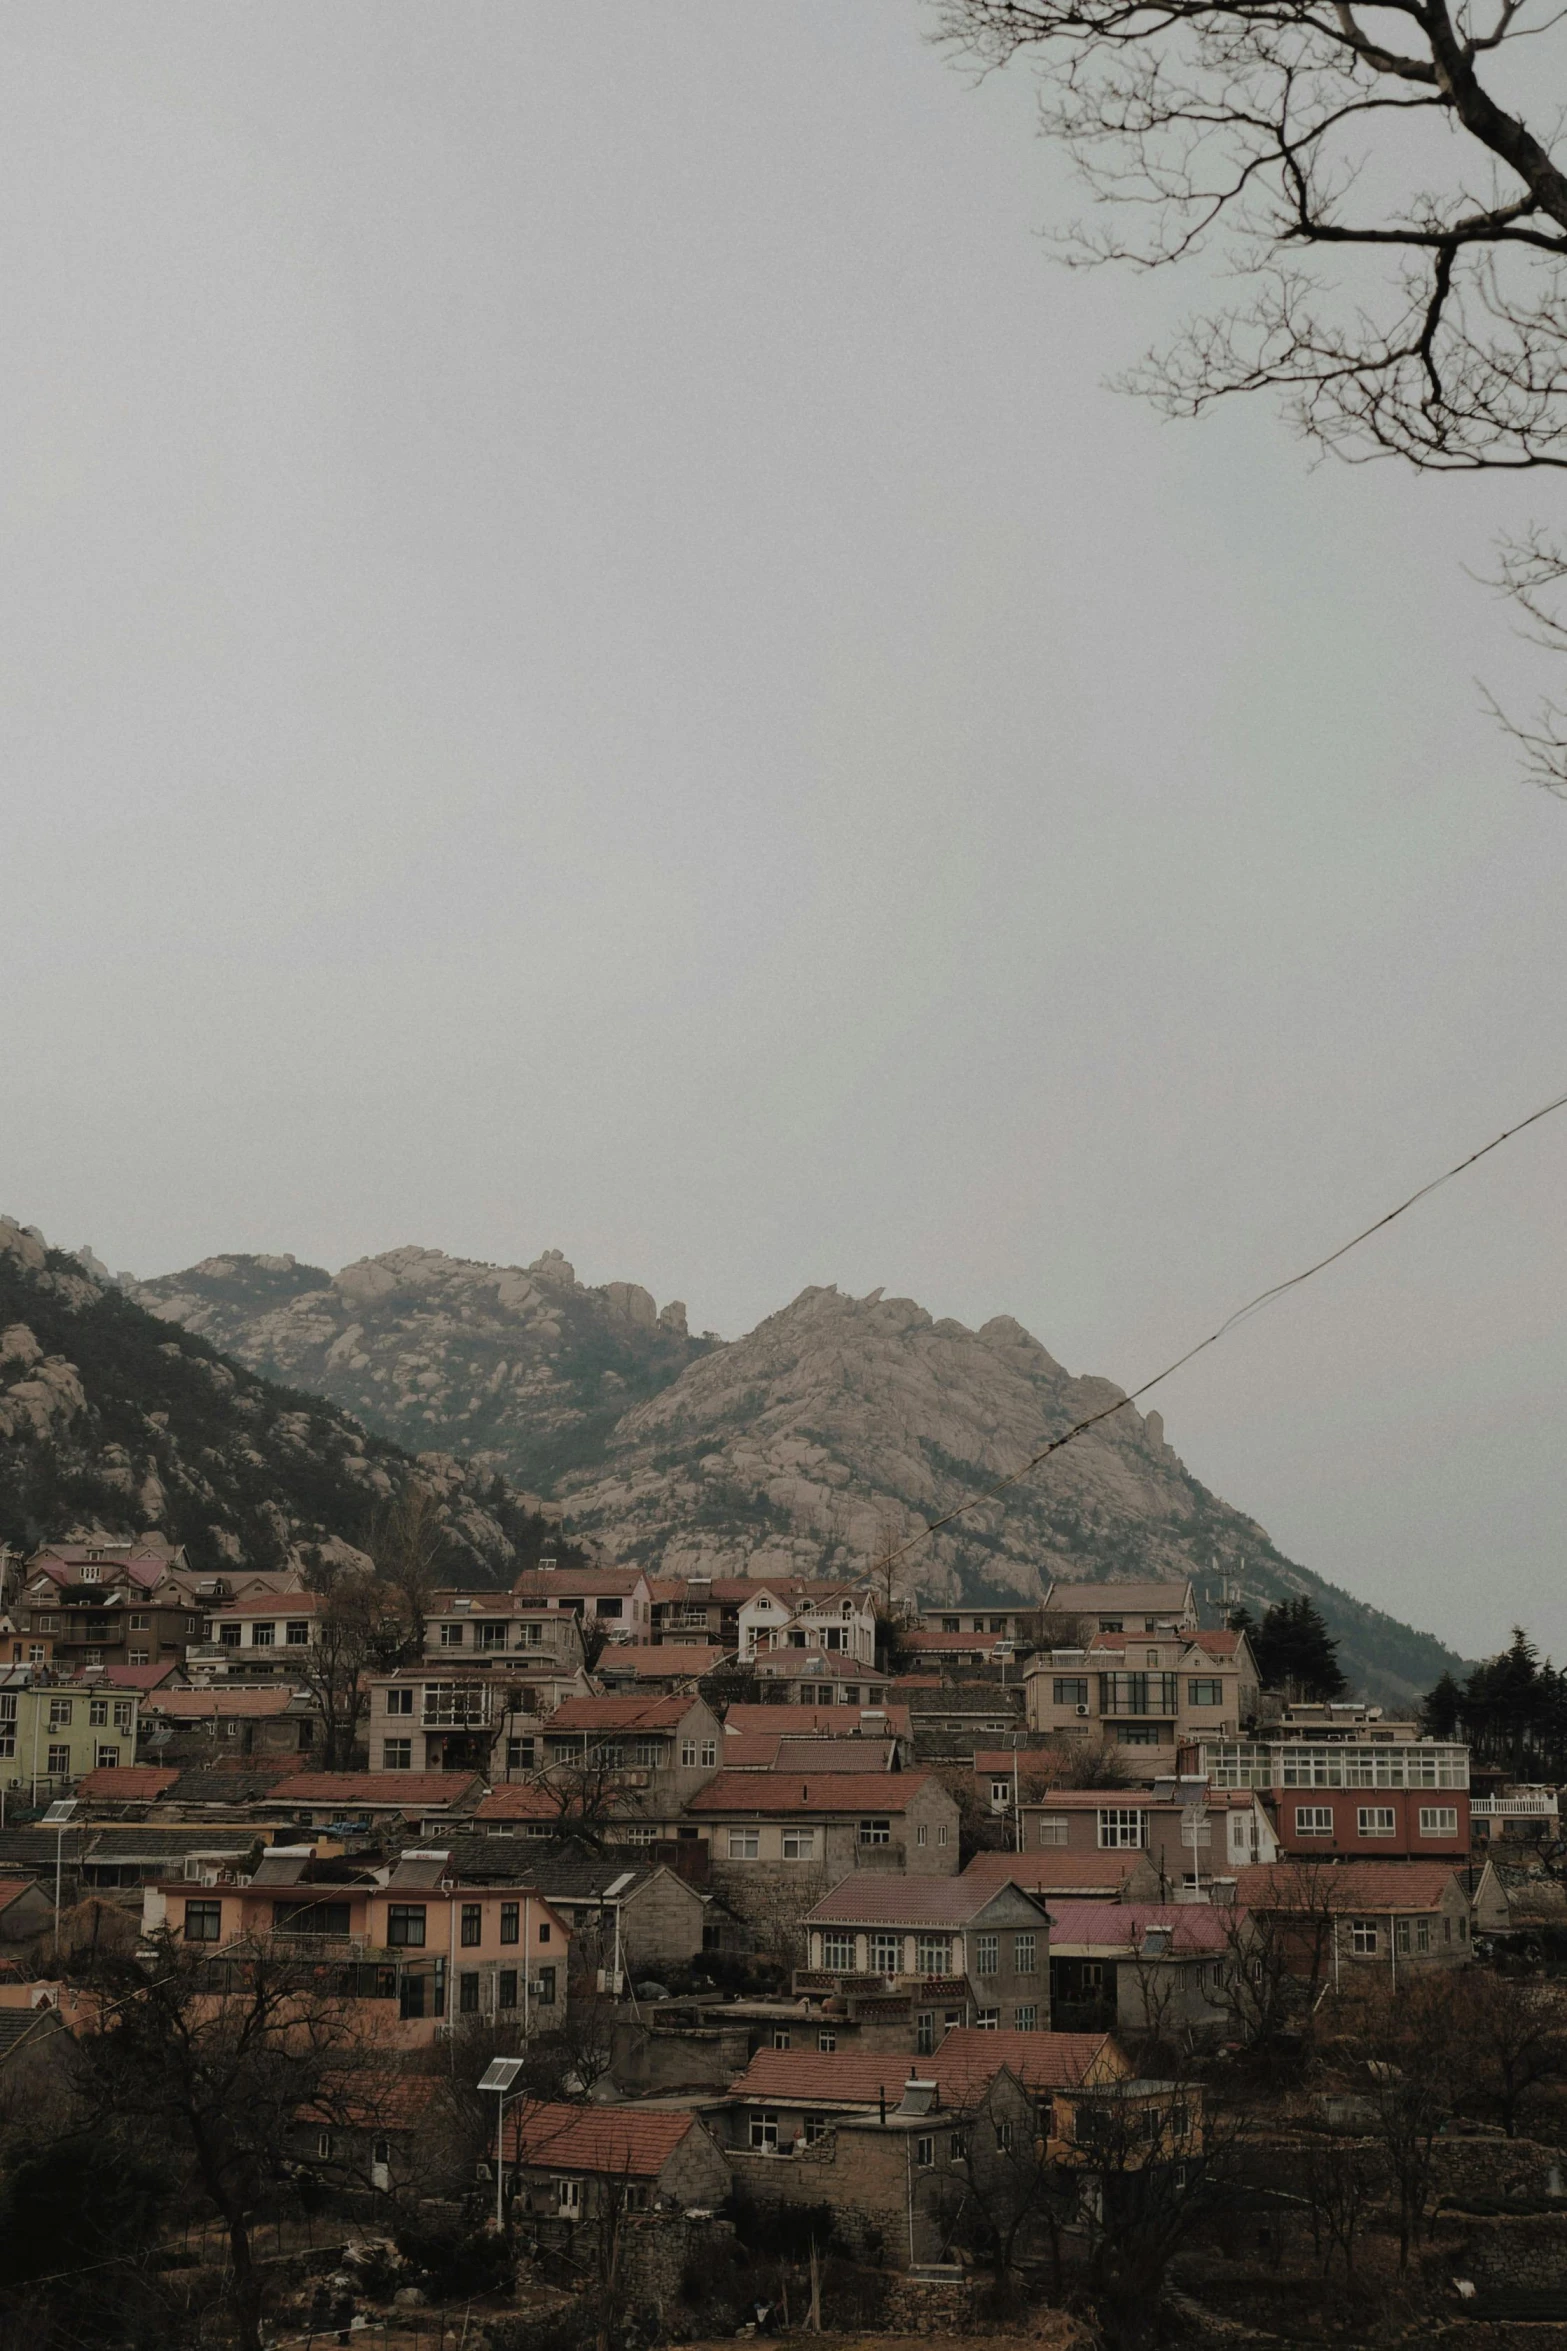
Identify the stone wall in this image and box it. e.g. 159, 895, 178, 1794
1450, 2212, 1567, 2291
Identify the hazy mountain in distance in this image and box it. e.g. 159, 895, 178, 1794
132, 1245, 1465, 1704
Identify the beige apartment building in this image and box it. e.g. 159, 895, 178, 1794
1024, 1625, 1258, 1770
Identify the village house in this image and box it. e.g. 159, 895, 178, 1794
1024, 1626, 1259, 1770
1232, 1858, 1476, 1977
504, 2103, 731, 2228
366, 1666, 582, 1781
1014, 1778, 1279, 1890
141, 1683, 316, 1759
722, 1734, 902, 1774
541, 1693, 725, 1814
511, 1566, 655, 1643
190, 1591, 324, 1676
520, 1851, 709, 1979
751, 1653, 893, 1706
958, 1847, 1164, 1903
295, 2070, 447, 2201
595, 1645, 728, 1694
917, 1603, 1045, 1640
722, 1701, 913, 1758
1196, 1725, 1471, 1857
420, 1591, 589, 1675
0, 1878, 56, 1941
671, 1770, 961, 1904
145, 1845, 571, 2035
738, 1584, 878, 1669
13, 1543, 202, 1671
902, 1629, 1019, 1669
0, 1672, 141, 1795
1041, 1580, 1198, 1638
1044, 1900, 1241, 2040
652, 1574, 870, 1652
798, 1874, 1053, 2044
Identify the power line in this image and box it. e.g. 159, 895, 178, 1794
872, 1082, 1567, 1579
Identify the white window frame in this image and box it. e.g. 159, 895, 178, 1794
1356, 1807, 1397, 1838
1294, 1806, 1334, 1837
1418, 1806, 1458, 1836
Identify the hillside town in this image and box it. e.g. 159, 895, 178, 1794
1, 1537, 1565, 2349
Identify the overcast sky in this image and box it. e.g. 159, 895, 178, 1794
4, 5, 1565, 1663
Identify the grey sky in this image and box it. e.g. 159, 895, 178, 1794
4, 5, 1565, 1663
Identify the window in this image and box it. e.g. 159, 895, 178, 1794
916, 1935, 952, 1976
372, 2137, 391, 2168
500, 1903, 520, 1946
382, 1740, 412, 1771
701, 1741, 718, 1766
772, 2027, 791, 2049
1097, 1809, 1146, 1850
1053, 1678, 1089, 1707
539, 1922, 550, 1942
556, 2178, 581, 2213
680, 1741, 697, 1766
916, 2136, 936, 2169
728, 1829, 759, 1860
47, 1745, 69, 1776
1357, 1807, 1397, 1838
782, 1829, 817, 1861
536, 1965, 557, 2003
114, 1701, 133, 1730
974, 1932, 999, 1975
1349, 1919, 1378, 1955
387, 1905, 427, 1948
459, 1972, 480, 2014
1419, 1807, 1459, 1836
916, 1824, 927, 1847
317, 2130, 335, 2161
803, 2111, 831, 2144
622, 2184, 649, 2212
870, 1932, 902, 1974
461, 1904, 482, 1948
128, 1649, 148, 1665
990, 1780, 1011, 1811
386, 1688, 414, 1716
1416, 1916, 1432, 1953
996, 2119, 1015, 2152
1395, 1919, 1410, 1954
440, 1624, 465, 1647
1188, 1678, 1224, 1706
917, 2010, 936, 2055
251, 1623, 275, 1648
286, 1621, 310, 1646
976, 2008, 999, 2030
1036, 1815, 1069, 1848
1014, 2004, 1038, 2031
598, 1599, 622, 1618
1295, 1806, 1334, 1836
859, 1818, 891, 1846
1099, 1618, 1123, 1633
47, 1700, 72, 1728
749, 2110, 779, 2152
129, 1613, 149, 1630
219, 1625, 241, 1648
498, 1970, 518, 2009
1014, 1932, 1037, 1975
96, 1744, 120, 1768
89, 1699, 107, 1726
477, 1622, 507, 1650
942, 1617, 960, 1633
506, 1736, 537, 1771
520, 1622, 542, 1647
821, 1932, 855, 1970
818, 2029, 836, 2052
179, 1898, 225, 1945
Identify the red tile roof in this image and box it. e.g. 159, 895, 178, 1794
960, 1850, 1155, 1894
513, 1571, 649, 1598
547, 1695, 700, 1732
597, 1646, 728, 1678
147, 1687, 297, 1718
302, 2072, 444, 2131
804, 1874, 1048, 1927
722, 1704, 911, 1737
78, 1766, 180, 1801
728, 2034, 1113, 2111
1235, 1860, 1466, 1911
928, 2028, 1121, 2098
99, 1663, 178, 1689
1045, 1901, 1240, 1954
506, 2101, 699, 2176
685, 1770, 935, 1817
476, 1785, 567, 1821
269, 1772, 482, 1808
0, 1880, 45, 1915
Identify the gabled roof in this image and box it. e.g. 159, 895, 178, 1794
596, 1646, 728, 1678
685, 1770, 935, 1817
770, 1739, 898, 1774
928, 2028, 1121, 2098
546, 1695, 702, 1732
804, 1874, 1049, 1928
728, 2033, 1112, 2111
506, 2101, 699, 2176
513, 1570, 649, 1599
79, 1766, 180, 1801
1044, 1582, 1194, 1613
270, 1772, 483, 1809
302, 2072, 444, 2133
960, 1850, 1157, 1896
1235, 1860, 1466, 1911
727, 2050, 928, 2107
99, 1663, 179, 1689
0, 1879, 48, 1916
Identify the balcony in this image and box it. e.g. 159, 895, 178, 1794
421, 1688, 494, 1728
1473, 1792, 1559, 1818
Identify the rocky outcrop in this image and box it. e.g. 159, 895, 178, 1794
131, 1245, 706, 1490
0, 1219, 567, 1585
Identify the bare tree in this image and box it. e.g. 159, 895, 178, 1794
937, 0, 1567, 778
368, 1480, 453, 1660
1299, 2135, 1376, 2279
1336, 1975, 1456, 2266
294, 1569, 405, 1768
1449, 1966, 1567, 2135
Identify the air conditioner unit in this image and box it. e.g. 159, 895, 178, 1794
529, 1979, 552, 1997
595, 1968, 623, 1995
1075, 1704, 1090, 1718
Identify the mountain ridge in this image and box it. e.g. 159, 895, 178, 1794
130, 1241, 1466, 1704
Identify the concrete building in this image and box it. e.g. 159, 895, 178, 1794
0, 1672, 141, 1796
1041, 1580, 1198, 1637
1024, 1627, 1259, 1771
673, 1769, 961, 1903
799, 1872, 1052, 2043
1014, 1778, 1279, 1891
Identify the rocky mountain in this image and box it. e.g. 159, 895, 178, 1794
0, 1219, 570, 1583
131, 1244, 1464, 1704
131, 1246, 706, 1489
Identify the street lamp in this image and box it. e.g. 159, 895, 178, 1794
478, 2055, 527, 2236
40, 1798, 76, 1957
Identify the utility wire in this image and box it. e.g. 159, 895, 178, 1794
869, 1082, 1567, 1580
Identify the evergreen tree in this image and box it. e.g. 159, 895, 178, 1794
1251, 1596, 1347, 1700
1420, 1671, 1464, 1740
